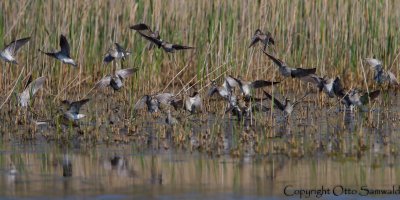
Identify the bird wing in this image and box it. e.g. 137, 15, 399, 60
191, 94, 202, 108
250, 80, 280, 89
170, 99, 184, 110
364, 58, 382, 69
4, 37, 30, 56
333, 77, 346, 97
262, 50, 285, 68
23, 74, 33, 90
154, 93, 175, 105
225, 76, 240, 88
263, 91, 284, 111
171, 44, 195, 50
130, 23, 163, 47
248, 36, 260, 48
38, 49, 57, 58
299, 74, 322, 86
207, 85, 219, 97
268, 35, 275, 45
69, 99, 90, 114
114, 43, 126, 53
368, 90, 381, 100
116, 68, 137, 79
138, 33, 163, 47
59, 35, 71, 57
130, 23, 154, 33
20, 76, 46, 104
133, 95, 149, 110
360, 90, 380, 105
95, 75, 112, 89
291, 68, 316, 78
103, 54, 115, 63
185, 98, 192, 111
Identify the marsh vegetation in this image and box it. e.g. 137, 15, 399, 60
0, 0, 400, 198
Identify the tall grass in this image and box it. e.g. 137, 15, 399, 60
0, 0, 399, 113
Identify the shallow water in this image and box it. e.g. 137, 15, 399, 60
1, 93, 400, 199
1, 142, 400, 199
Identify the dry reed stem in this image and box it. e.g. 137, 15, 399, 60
0, 67, 25, 110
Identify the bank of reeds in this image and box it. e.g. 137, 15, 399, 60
0, 0, 399, 117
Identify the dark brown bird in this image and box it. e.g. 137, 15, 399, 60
130, 23, 194, 53
249, 29, 275, 50
263, 51, 316, 78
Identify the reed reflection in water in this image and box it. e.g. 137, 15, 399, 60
0, 143, 400, 199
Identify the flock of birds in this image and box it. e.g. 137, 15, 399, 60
1, 23, 399, 127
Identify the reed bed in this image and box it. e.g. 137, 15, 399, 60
0, 0, 399, 131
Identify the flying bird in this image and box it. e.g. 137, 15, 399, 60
332, 77, 347, 98
19, 76, 46, 107
364, 58, 399, 86
95, 68, 137, 91
0, 37, 30, 64
130, 23, 160, 50
130, 23, 194, 53
134, 93, 178, 113
249, 29, 275, 50
103, 43, 131, 64
332, 77, 380, 107
263, 51, 316, 78
299, 74, 335, 98
61, 99, 90, 121
263, 91, 309, 116
208, 76, 242, 100
184, 91, 203, 114
39, 34, 77, 67
343, 89, 380, 107
226, 76, 279, 99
